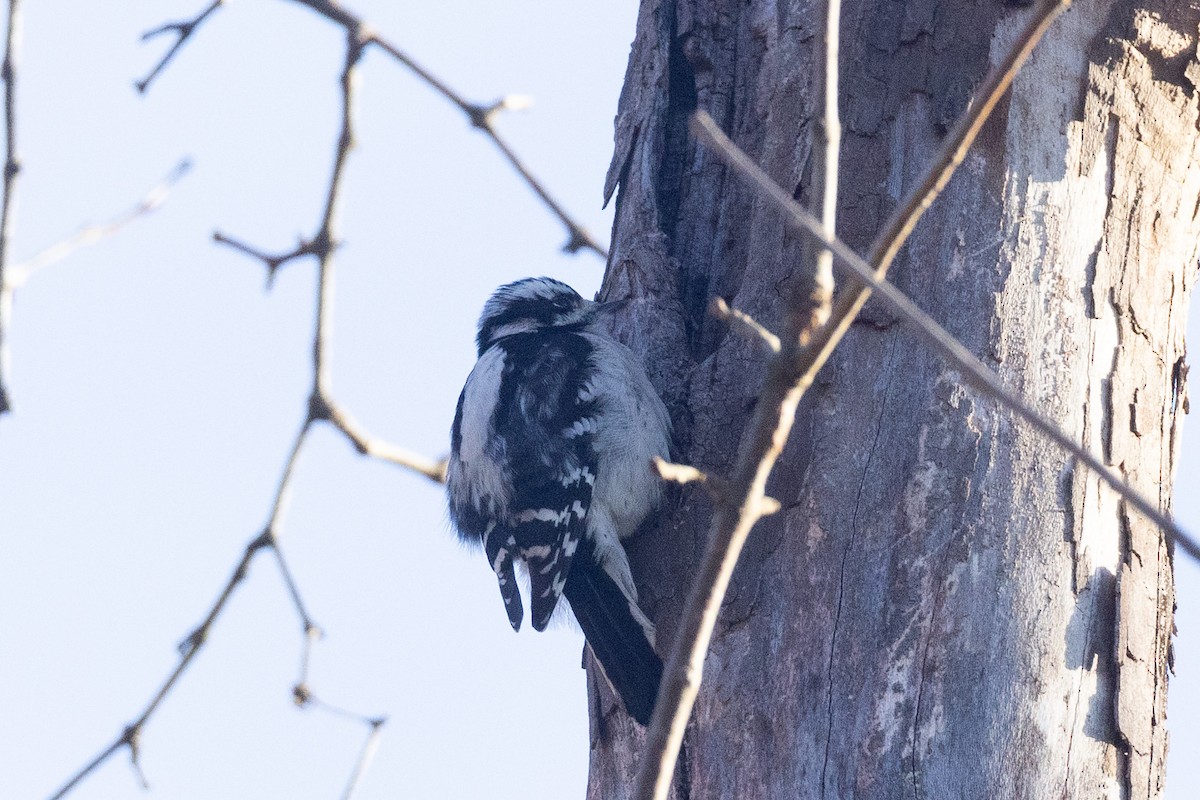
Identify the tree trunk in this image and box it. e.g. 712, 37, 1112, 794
592, 1, 1198, 797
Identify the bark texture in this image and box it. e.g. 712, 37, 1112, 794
593, 1, 1198, 797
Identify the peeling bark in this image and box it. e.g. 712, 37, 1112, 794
594, 1, 1196, 798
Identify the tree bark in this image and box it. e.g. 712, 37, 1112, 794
592, 1, 1198, 797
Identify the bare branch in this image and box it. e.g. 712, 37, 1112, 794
652, 457, 713, 487
326, 399, 448, 482
135, 0, 223, 94
54, 0, 601, 794
653, 457, 783, 515
140, 0, 606, 259
290, 684, 389, 800
0, 0, 20, 416
340, 716, 386, 800
472, 115, 608, 256
635, 3, 1077, 797
6, 158, 191, 288
710, 297, 780, 353
788, 0, 840, 342
800, 0, 1072, 398
48, 530, 273, 799
288, 680, 389, 800
51, 30, 392, 800
271, 527, 322, 633
653, 456, 728, 502
357, 28, 607, 257
212, 230, 316, 287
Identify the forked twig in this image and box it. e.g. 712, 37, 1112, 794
135, 0, 222, 94
710, 297, 780, 353
136, 0, 606, 259
48, 529, 273, 799
339, 716, 387, 800
363, 31, 606, 257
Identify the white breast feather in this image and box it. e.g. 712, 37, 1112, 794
584, 332, 671, 543
449, 347, 510, 514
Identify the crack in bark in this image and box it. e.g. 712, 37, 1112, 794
908, 533, 956, 800
1081, 116, 1118, 320
820, 334, 898, 798
1145, 511, 1171, 799
1115, 502, 1134, 795
1061, 571, 1102, 797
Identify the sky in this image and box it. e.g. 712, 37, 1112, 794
0, 3, 1195, 799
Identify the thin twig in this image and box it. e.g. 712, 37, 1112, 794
710, 297, 780, 353
212, 231, 316, 287
788, 0, 840, 341
48, 530, 273, 799
0, 0, 20, 416
291, 685, 388, 800
634, 3, 1073, 797
326, 399, 448, 481
353, 24, 607, 256
137, 0, 605, 259
0, 158, 189, 416
339, 715, 387, 800
6, 158, 191, 287
135, 0, 223, 94
653, 456, 726, 500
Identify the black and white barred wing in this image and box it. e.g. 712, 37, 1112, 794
448, 331, 598, 633
496, 332, 598, 632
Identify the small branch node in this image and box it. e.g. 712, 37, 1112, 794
562, 226, 602, 256
212, 230, 314, 286
308, 390, 333, 423
710, 296, 781, 353
465, 103, 494, 131
496, 94, 535, 113
248, 528, 274, 554
757, 496, 782, 517
308, 229, 338, 261
136, 0, 224, 95
177, 626, 207, 657
467, 95, 533, 130
293, 682, 313, 708
652, 457, 729, 502
121, 725, 149, 789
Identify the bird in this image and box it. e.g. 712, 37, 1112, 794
446, 276, 671, 725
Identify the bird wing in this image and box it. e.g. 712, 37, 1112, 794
495, 330, 597, 631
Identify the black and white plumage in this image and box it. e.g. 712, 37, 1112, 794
447, 277, 671, 725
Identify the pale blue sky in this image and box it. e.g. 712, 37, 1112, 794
0, 3, 1194, 799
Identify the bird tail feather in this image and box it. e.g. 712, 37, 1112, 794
563, 540, 662, 726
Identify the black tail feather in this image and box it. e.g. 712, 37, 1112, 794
563, 543, 662, 725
